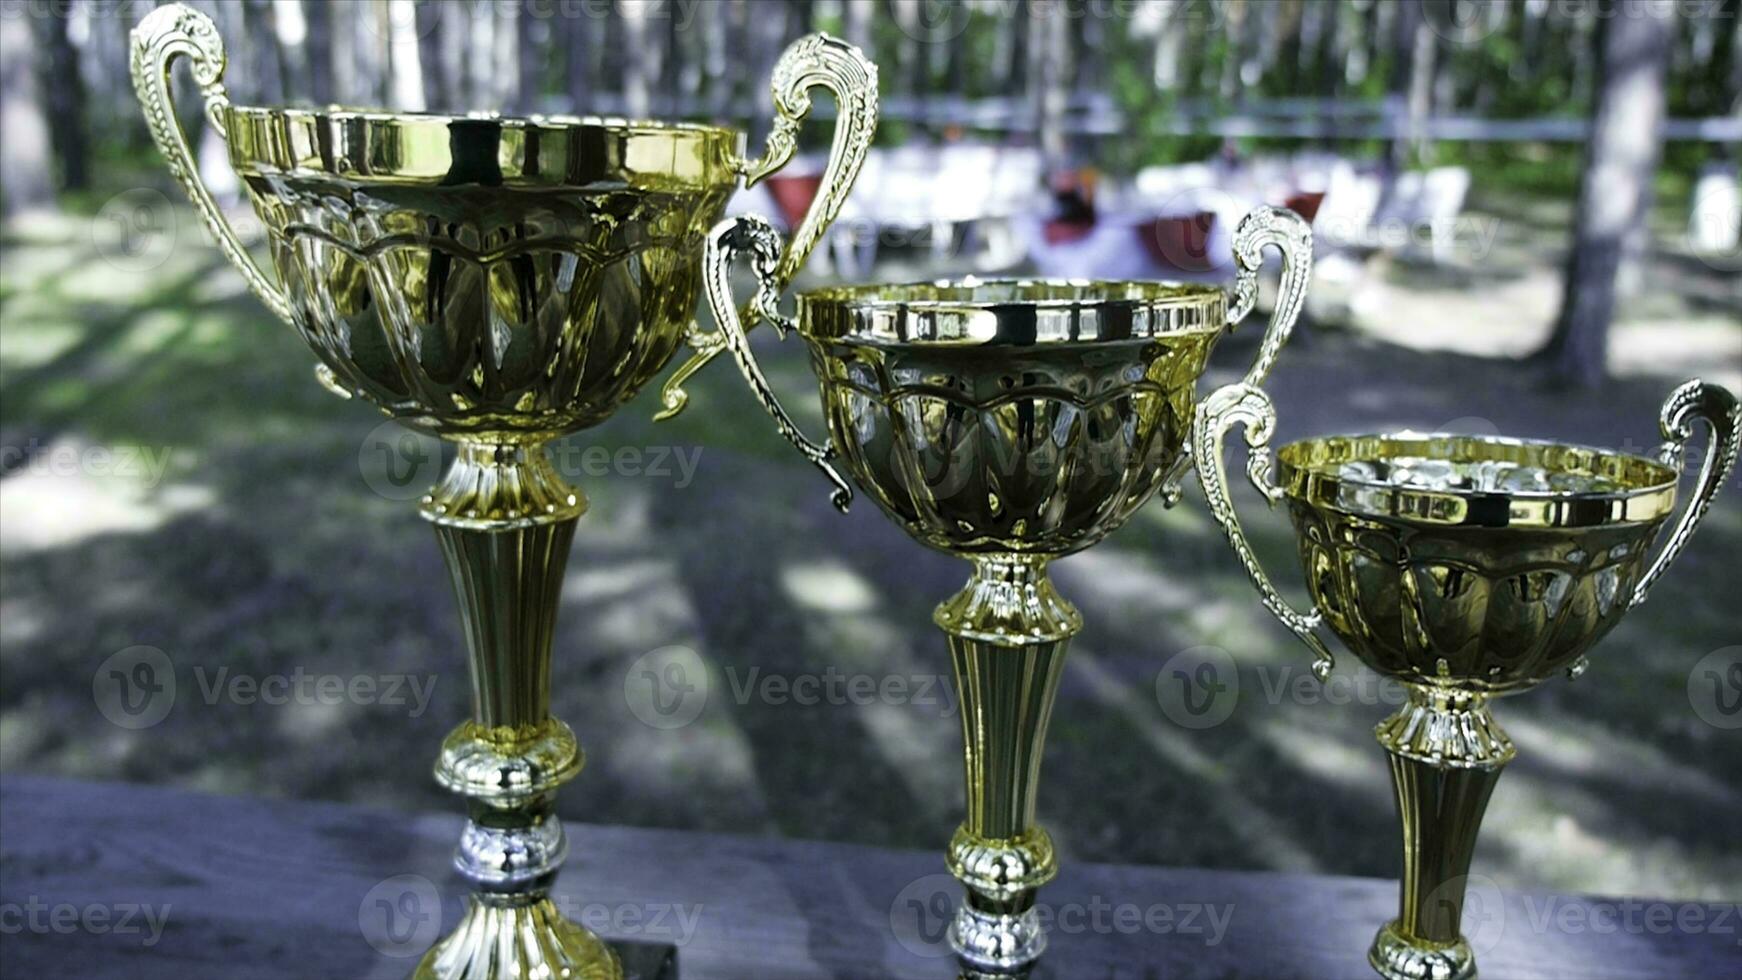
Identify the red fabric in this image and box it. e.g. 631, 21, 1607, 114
1283, 191, 1325, 223
1138, 212, 1218, 273
765, 173, 823, 230
1043, 219, 1097, 245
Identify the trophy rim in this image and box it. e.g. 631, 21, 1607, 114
795, 276, 1227, 346
227, 103, 742, 138
223, 104, 744, 186
1276, 430, 1679, 529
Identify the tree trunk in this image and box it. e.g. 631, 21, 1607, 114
1, 12, 55, 217
1032, 1, 1068, 170
306, 0, 335, 105
1537, 4, 1672, 388
417, 0, 450, 111
1385, 0, 1422, 173
33, 6, 88, 192
565, 5, 595, 112
386, 0, 426, 110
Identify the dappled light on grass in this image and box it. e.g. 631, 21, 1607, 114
0, 436, 212, 552
780, 557, 880, 614
1479, 763, 1737, 901
1505, 713, 1733, 805
1068, 647, 1323, 874
1253, 715, 1389, 799
780, 562, 958, 830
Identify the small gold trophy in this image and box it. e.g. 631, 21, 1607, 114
130, 6, 877, 978
1193, 379, 1739, 980
692, 207, 1315, 975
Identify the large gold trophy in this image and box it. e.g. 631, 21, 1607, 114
1193, 379, 1739, 980
129, 6, 876, 978
690, 207, 1314, 975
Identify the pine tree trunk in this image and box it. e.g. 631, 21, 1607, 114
306, 0, 335, 106
417, 0, 450, 111
1, 12, 55, 217
1538, 4, 1672, 387
33, 6, 88, 192
565, 2, 595, 112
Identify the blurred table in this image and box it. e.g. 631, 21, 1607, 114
1, 775, 1732, 979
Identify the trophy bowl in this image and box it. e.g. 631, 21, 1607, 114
132, 5, 877, 978
693, 207, 1314, 975
1193, 379, 1740, 980
1280, 431, 1683, 692
227, 106, 741, 436
797, 278, 1227, 555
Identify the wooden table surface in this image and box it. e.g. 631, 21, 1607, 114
1, 775, 1734, 979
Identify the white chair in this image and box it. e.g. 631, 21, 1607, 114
1689, 163, 1740, 257
1312, 162, 1382, 253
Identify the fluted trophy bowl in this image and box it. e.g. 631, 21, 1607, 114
796, 280, 1228, 554
133, 5, 877, 979
1193, 379, 1739, 980
696, 206, 1316, 976
1279, 432, 1683, 692
134, 2, 876, 441
227, 109, 741, 435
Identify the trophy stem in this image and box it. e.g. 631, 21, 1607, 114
934, 555, 1081, 977
1369, 684, 1516, 980
416, 440, 622, 980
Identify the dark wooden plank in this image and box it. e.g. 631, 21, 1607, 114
1, 775, 1734, 979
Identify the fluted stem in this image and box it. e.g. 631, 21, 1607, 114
416, 439, 621, 980
936, 555, 1080, 976
1369, 685, 1514, 980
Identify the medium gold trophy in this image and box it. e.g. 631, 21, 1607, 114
1193, 378, 1739, 980
688, 207, 1315, 975
130, 6, 877, 978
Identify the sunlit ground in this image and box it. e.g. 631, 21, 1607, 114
1, 190, 1738, 903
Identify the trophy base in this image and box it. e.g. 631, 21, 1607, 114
412, 896, 677, 980
1367, 919, 1476, 980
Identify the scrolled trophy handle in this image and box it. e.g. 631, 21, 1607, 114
130, 3, 290, 324
1632, 379, 1741, 606
1226, 204, 1314, 387
1193, 383, 1336, 682
658, 32, 879, 421
701, 215, 854, 513
1158, 205, 1312, 507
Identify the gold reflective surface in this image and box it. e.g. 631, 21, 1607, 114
704, 208, 1315, 976
1194, 378, 1741, 980
1279, 432, 1679, 529
131, 5, 879, 979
